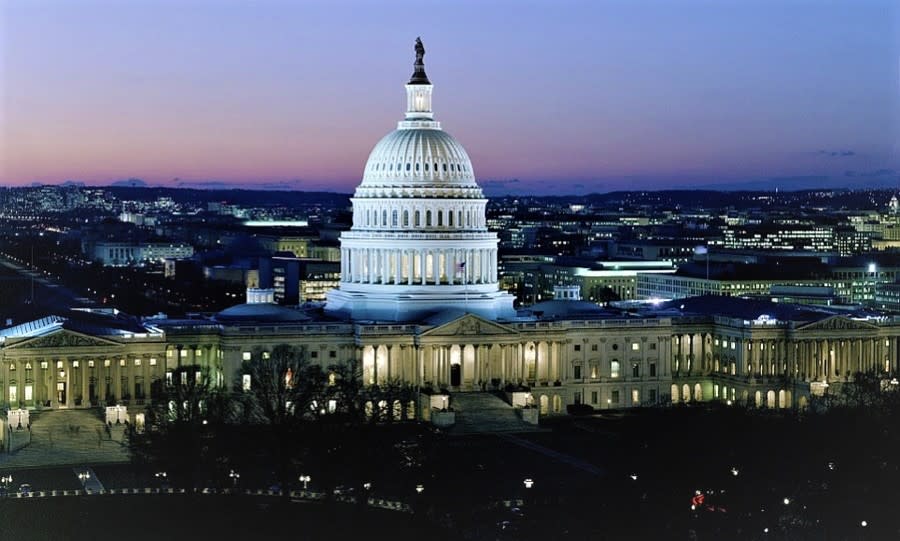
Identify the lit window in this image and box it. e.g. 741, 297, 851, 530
72, 361, 79, 368
243, 352, 252, 361
120, 359, 126, 367
610, 361, 620, 378
134, 359, 141, 367
180, 349, 187, 358
242, 374, 252, 391
262, 351, 270, 360
631, 389, 640, 404
180, 372, 187, 385
88, 360, 95, 368
40, 361, 48, 369
631, 343, 640, 351
149, 358, 157, 366
167, 350, 173, 358
57, 360, 63, 369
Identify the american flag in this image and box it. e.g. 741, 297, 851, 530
456, 261, 466, 273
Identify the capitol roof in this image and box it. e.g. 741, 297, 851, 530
215, 303, 312, 323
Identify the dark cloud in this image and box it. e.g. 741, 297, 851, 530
816, 149, 856, 157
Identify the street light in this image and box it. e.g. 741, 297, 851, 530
77, 471, 90, 483
523, 478, 534, 489
228, 469, 240, 489
298, 474, 311, 490
731, 467, 739, 477
415, 484, 424, 494
783, 497, 791, 505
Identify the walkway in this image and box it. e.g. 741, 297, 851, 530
497, 433, 605, 476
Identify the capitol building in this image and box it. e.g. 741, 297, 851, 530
2, 41, 899, 427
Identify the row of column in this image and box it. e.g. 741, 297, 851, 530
341, 247, 496, 285
0, 355, 166, 409
704, 336, 898, 382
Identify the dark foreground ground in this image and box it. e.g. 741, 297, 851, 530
0, 495, 426, 541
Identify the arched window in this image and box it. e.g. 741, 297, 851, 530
610, 360, 620, 378
467, 212, 472, 227
406, 163, 410, 171
402, 210, 409, 227
382, 210, 387, 226
437, 210, 443, 226
424, 163, 429, 172
426, 210, 432, 227
442, 163, 447, 172
414, 210, 420, 227
434, 162, 438, 172
415, 163, 420, 171
391, 210, 398, 227
448, 211, 454, 227
457, 210, 462, 227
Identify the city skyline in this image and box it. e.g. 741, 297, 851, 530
2, 0, 898, 194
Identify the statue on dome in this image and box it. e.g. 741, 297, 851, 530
409, 37, 431, 85
414, 37, 425, 65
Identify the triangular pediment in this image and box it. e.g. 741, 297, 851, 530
7, 330, 122, 349
421, 313, 518, 338
796, 316, 878, 332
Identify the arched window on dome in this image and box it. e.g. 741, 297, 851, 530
424, 163, 428, 172
402, 210, 409, 227
389, 163, 393, 171
442, 163, 447, 172
457, 210, 462, 227
392, 210, 398, 227
382, 210, 387, 226
414, 210, 420, 227
405, 163, 410, 171
437, 211, 443, 227
415, 163, 420, 172
434, 162, 438, 172
448, 211, 454, 227
366, 209, 371, 226
426, 210, 432, 227
466, 211, 471, 227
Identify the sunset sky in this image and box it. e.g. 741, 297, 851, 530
1, 0, 898, 194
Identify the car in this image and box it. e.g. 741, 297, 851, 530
18, 484, 32, 495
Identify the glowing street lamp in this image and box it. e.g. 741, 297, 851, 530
228, 469, 240, 488
415, 484, 424, 494
730, 467, 739, 477
783, 497, 791, 505
523, 478, 534, 489
298, 474, 311, 490
77, 471, 91, 483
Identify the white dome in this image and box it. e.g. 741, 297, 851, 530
356, 127, 483, 199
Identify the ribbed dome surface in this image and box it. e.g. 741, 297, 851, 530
360, 128, 478, 187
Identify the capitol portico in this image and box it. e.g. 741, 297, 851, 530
2, 40, 900, 429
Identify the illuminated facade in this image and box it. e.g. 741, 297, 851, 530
2, 42, 899, 430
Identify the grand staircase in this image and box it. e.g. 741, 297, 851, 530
1, 409, 129, 468
449, 393, 539, 434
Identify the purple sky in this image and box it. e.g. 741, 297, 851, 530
2, 0, 898, 194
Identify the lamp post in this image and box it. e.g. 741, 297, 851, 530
1, 474, 11, 493
415, 484, 424, 494
228, 469, 240, 490
77, 471, 90, 484
298, 474, 311, 490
